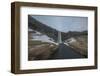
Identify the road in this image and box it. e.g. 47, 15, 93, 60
50, 43, 84, 59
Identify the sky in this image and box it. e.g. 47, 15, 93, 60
32, 15, 88, 32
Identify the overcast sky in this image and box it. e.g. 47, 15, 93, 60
32, 15, 88, 32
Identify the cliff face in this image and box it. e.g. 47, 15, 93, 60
28, 15, 88, 42
28, 15, 58, 42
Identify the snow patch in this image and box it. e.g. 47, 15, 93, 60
66, 37, 77, 43
29, 29, 58, 45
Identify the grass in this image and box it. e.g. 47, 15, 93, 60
28, 40, 48, 45
67, 35, 88, 57
28, 40, 58, 60
28, 40, 52, 48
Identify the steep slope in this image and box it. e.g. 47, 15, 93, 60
28, 15, 58, 42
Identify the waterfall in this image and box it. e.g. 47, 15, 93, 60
58, 31, 62, 44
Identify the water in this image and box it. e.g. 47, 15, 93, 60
50, 43, 84, 59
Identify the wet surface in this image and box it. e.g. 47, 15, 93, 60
50, 43, 84, 59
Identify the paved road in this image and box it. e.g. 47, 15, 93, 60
50, 43, 84, 59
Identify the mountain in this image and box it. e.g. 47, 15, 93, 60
61, 31, 88, 42
28, 15, 88, 42
28, 15, 58, 42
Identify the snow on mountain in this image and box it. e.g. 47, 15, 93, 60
64, 37, 77, 46
29, 28, 58, 45
65, 37, 77, 44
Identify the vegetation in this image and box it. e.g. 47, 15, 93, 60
28, 40, 58, 60
28, 15, 88, 60
65, 35, 88, 57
